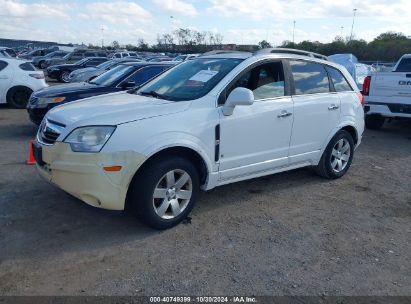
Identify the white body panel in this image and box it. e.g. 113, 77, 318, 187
0, 58, 47, 104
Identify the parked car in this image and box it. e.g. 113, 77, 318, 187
0, 58, 47, 108
34, 49, 364, 229
18, 48, 51, 60
46, 57, 108, 82
109, 51, 141, 59
32, 49, 364, 229
147, 56, 173, 62
43, 50, 107, 68
0, 47, 17, 58
68, 58, 142, 83
363, 54, 411, 129
173, 54, 199, 62
32, 51, 69, 69
27, 62, 176, 124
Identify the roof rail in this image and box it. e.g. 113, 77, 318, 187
255, 48, 328, 61
199, 50, 249, 57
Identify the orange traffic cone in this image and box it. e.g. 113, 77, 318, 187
27, 140, 36, 165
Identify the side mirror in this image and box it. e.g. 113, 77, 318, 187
222, 87, 254, 116
121, 80, 136, 88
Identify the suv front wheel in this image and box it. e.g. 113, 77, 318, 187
315, 130, 354, 179
128, 156, 199, 229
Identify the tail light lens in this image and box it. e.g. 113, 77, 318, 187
29, 73, 45, 79
357, 92, 364, 107
362, 76, 371, 96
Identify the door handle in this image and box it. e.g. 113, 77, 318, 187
328, 104, 339, 110
277, 110, 292, 118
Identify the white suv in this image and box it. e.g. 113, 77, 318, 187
33, 49, 364, 229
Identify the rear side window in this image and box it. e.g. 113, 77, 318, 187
0, 60, 8, 71
19, 62, 36, 71
326, 66, 353, 92
290, 60, 330, 95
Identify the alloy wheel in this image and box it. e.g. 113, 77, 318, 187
152, 169, 193, 219
330, 138, 351, 173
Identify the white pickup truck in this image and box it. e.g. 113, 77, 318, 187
363, 54, 411, 129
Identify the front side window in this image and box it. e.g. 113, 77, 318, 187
326, 66, 353, 92
290, 60, 330, 95
137, 58, 243, 101
227, 61, 285, 100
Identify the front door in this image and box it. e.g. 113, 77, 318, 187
218, 60, 294, 181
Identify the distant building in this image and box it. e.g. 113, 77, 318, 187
0, 38, 76, 50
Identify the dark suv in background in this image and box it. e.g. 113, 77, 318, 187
32, 51, 69, 69
43, 50, 107, 68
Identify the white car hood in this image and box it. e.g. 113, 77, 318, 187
47, 92, 190, 127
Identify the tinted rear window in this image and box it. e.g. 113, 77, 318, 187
19, 62, 36, 71
326, 66, 353, 92
395, 58, 411, 72
290, 60, 330, 95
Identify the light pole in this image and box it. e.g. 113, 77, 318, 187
340, 26, 344, 37
292, 20, 296, 44
349, 8, 357, 41
100, 26, 104, 48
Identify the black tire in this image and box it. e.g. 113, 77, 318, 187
315, 130, 355, 179
128, 156, 199, 230
365, 115, 385, 130
59, 71, 70, 83
39, 60, 47, 69
6, 86, 33, 109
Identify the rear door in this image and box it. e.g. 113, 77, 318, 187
0, 60, 11, 103
288, 60, 341, 164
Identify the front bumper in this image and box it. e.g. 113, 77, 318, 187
35, 141, 147, 210
365, 102, 411, 118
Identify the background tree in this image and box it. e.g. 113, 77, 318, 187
258, 40, 272, 49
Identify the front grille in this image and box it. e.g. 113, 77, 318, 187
38, 119, 66, 145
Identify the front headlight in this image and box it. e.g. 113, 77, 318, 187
37, 97, 66, 105
64, 126, 116, 152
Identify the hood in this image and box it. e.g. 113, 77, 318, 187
34, 82, 99, 97
47, 91, 190, 126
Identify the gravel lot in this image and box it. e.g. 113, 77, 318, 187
0, 105, 410, 296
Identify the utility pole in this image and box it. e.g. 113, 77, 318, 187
340, 26, 344, 37
349, 8, 357, 41
292, 20, 296, 44
100, 26, 104, 48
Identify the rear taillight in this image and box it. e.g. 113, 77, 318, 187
357, 92, 364, 107
29, 73, 44, 79
362, 76, 371, 96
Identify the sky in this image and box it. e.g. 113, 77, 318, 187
0, 0, 410, 47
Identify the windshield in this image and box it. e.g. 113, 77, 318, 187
74, 58, 89, 65
137, 58, 243, 101
62, 53, 71, 60
96, 60, 116, 70
90, 64, 135, 86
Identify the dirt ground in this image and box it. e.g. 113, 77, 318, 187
0, 105, 410, 296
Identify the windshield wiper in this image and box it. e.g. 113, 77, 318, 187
139, 90, 169, 100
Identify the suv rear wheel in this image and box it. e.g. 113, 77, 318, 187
128, 156, 199, 229
365, 115, 385, 130
315, 130, 354, 179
